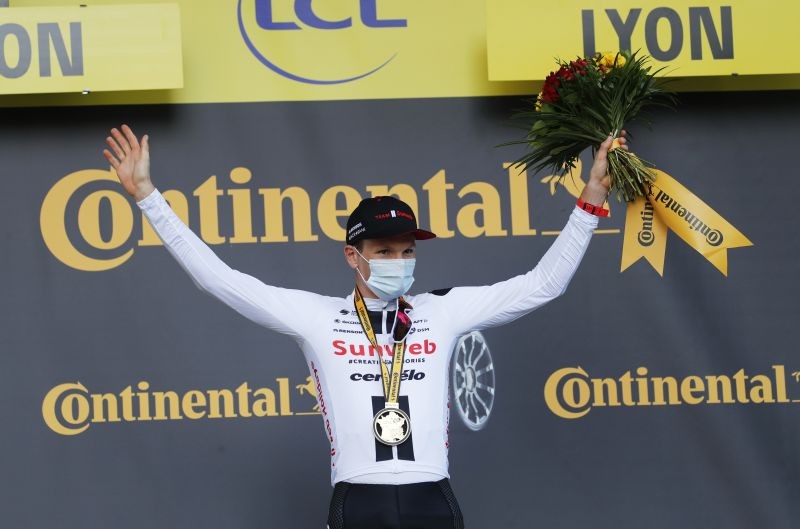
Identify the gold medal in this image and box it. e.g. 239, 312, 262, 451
372, 406, 411, 446
354, 287, 413, 446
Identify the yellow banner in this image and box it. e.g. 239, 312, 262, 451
621, 170, 752, 276
487, 0, 800, 82
0, 4, 183, 95
3, 0, 795, 107
4, 0, 528, 106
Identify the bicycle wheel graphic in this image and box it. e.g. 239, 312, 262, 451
451, 331, 495, 431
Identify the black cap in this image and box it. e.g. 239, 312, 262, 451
346, 196, 436, 245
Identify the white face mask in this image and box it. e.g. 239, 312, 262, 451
354, 249, 415, 301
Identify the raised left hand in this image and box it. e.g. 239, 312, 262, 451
581, 130, 629, 205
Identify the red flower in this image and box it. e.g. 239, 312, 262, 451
557, 65, 574, 81
569, 58, 589, 76
541, 71, 561, 103
539, 58, 592, 106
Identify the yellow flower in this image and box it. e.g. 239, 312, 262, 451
535, 91, 543, 111
596, 51, 626, 72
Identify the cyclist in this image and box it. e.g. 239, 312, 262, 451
103, 124, 623, 529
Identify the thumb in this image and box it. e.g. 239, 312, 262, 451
141, 134, 149, 153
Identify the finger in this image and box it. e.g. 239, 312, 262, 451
111, 127, 131, 154
617, 130, 630, 150
102, 149, 120, 169
121, 124, 140, 151
106, 136, 124, 159
596, 135, 613, 161
141, 134, 149, 153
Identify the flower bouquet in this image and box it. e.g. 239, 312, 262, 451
507, 51, 676, 202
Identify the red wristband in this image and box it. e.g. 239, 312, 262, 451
577, 198, 609, 217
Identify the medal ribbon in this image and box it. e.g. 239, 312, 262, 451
354, 287, 408, 406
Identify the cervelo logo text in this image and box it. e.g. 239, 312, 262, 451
544, 365, 797, 420
333, 339, 436, 356
237, 0, 406, 84
351, 369, 425, 382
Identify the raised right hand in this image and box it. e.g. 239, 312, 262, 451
103, 124, 155, 201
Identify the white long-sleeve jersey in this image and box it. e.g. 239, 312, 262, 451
137, 189, 598, 486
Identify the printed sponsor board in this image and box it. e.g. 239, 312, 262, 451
5, 0, 795, 108
0, 4, 183, 94
487, 0, 800, 88
39, 159, 749, 276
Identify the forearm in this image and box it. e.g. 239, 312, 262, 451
136, 188, 309, 336
137, 188, 235, 292
529, 205, 598, 298
441, 206, 598, 333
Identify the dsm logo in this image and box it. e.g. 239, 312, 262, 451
237, 0, 407, 85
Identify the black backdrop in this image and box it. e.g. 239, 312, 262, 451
1, 91, 798, 529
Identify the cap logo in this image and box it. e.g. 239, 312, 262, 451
391, 210, 397, 217
348, 226, 366, 239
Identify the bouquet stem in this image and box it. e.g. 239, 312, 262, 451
607, 148, 657, 202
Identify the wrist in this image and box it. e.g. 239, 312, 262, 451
576, 198, 609, 217
580, 180, 609, 206
134, 181, 156, 202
